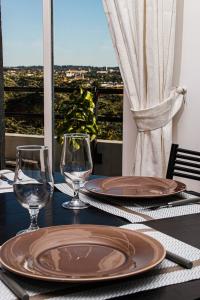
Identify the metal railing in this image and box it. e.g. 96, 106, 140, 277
4, 86, 123, 123
4, 86, 123, 167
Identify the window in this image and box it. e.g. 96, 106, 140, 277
1, 0, 123, 172
2, 0, 43, 167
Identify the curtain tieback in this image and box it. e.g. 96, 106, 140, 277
131, 87, 186, 132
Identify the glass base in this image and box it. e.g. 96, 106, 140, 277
16, 226, 39, 235
62, 199, 89, 210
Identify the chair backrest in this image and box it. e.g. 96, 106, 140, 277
166, 144, 200, 181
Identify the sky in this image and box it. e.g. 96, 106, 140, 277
1, 0, 117, 67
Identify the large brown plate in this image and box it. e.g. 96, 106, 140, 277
0, 224, 165, 282
85, 176, 186, 199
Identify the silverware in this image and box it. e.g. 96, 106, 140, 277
0, 174, 13, 185
147, 197, 200, 210
0, 251, 191, 300
166, 251, 193, 269
0, 268, 29, 300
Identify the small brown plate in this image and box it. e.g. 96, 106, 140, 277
0, 224, 165, 282
85, 176, 186, 199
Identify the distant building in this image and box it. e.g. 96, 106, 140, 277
65, 69, 88, 79
97, 70, 108, 74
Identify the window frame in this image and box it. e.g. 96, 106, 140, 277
43, 0, 54, 170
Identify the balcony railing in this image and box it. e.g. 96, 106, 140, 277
4, 86, 123, 123
4, 86, 123, 169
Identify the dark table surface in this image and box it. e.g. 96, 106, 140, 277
1, 187, 200, 300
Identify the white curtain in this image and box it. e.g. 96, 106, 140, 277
102, 0, 185, 177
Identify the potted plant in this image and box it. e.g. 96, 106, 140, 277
55, 87, 98, 144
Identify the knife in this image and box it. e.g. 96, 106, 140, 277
0, 174, 14, 185
166, 251, 193, 269
147, 197, 200, 210
0, 268, 29, 300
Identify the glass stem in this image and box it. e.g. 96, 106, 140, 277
73, 181, 80, 200
28, 207, 39, 231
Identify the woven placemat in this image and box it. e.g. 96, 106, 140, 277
55, 183, 200, 223
1, 223, 200, 299
0, 170, 13, 193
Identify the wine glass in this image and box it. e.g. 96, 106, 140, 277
13, 145, 54, 234
60, 133, 93, 209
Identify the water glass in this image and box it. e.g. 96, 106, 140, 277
13, 145, 54, 234
60, 133, 93, 209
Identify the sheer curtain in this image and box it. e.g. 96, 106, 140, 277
102, 0, 185, 177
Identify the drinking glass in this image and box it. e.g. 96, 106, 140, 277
13, 145, 54, 234
60, 133, 93, 209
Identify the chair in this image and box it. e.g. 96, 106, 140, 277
166, 143, 200, 181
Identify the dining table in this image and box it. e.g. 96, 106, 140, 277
1, 173, 200, 300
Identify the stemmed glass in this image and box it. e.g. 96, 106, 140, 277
60, 133, 93, 209
13, 145, 54, 234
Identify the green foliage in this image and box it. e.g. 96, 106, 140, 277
99, 122, 122, 140
55, 87, 98, 143
6, 117, 43, 135
4, 67, 123, 140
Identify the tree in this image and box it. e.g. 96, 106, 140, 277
0, 4, 5, 169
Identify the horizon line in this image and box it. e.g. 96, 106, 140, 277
4, 64, 119, 68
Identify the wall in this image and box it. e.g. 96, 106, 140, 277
173, 0, 200, 192
94, 139, 122, 176
5, 134, 122, 176
5, 134, 44, 168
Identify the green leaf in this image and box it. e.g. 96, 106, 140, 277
55, 85, 98, 143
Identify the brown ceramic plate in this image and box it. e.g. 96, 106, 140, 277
85, 176, 186, 199
0, 224, 165, 282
